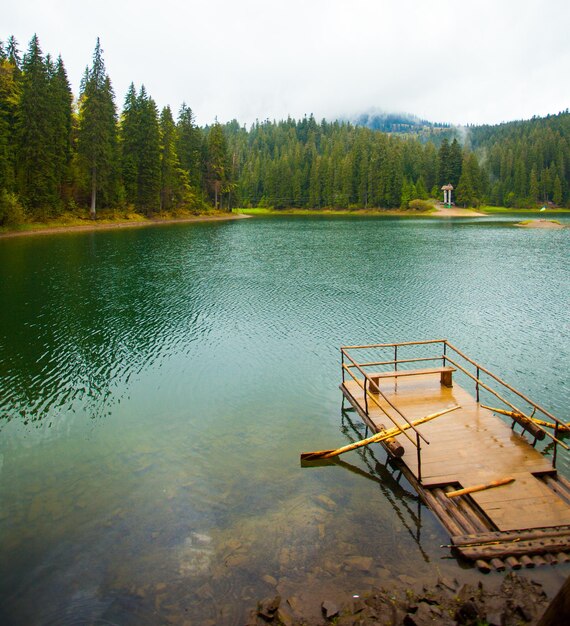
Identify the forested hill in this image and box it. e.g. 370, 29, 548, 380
225, 111, 570, 209
1, 35, 569, 227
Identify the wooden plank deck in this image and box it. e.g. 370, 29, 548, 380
341, 369, 570, 569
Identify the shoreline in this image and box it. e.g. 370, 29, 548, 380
234, 206, 486, 218
247, 571, 560, 626
0, 212, 250, 240
2, 205, 568, 240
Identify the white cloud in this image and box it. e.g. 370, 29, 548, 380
4, 0, 570, 126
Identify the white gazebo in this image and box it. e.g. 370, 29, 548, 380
441, 184, 454, 207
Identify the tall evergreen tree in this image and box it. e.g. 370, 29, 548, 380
16, 35, 57, 212
120, 82, 139, 205
177, 103, 202, 191
48, 56, 73, 206
206, 121, 228, 209
77, 38, 118, 218
119, 84, 161, 214
135, 86, 161, 214
456, 153, 483, 207
0, 41, 20, 195
448, 138, 463, 187
438, 138, 451, 188
159, 106, 191, 211
6, 36, 21, 76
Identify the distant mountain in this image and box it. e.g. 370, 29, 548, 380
348, 110, 456, 145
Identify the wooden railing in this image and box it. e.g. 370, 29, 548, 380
341, 339, 568, 469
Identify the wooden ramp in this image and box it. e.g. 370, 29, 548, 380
338, 341, 570, 571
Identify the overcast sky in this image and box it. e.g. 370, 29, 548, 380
4, 0, 569, 127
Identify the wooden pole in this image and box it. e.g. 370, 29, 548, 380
446, 477, 515, 499
301, 405, 460, 461
482, 406, 570, 433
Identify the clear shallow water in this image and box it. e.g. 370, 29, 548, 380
0, 215, 569, 624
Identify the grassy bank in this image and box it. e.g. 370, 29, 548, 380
0, 208, 244, 238
479, 205, 570, 214
234, 205, 570, 217
232, 207, 437, 216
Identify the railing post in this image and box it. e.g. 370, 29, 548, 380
416, 433, 422, 483
341, 349, 345, 383
476, 367, 480, 403
394, 345, 398, 371
442, 341, 447, 367
364, 378, 369, 417
553, 423, 559, 468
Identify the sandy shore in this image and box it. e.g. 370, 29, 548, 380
431, 205, 486, 217
515, 219, 565, 229
0, 212, 250, 240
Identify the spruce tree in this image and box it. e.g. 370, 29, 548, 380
77, 38, 118, 218
135, 87, 161, 215
553, 175, 563, 206
6, 36, 21, 78
177, 103, 203, 191
0, 43, 20, 195
448, 138, 463, 187
119, 83, 139, 206
206, 121, 228, 209
159, 106, 189, 211
456, 153, 483, 207
48, 56, 73, 208
16, 35, 56, 213
438, 138, 451, 187
529, 167, 539, 203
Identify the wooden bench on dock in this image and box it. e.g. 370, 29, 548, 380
367, 366, 456, 392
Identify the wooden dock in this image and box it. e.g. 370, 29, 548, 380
338, 340, 570, 571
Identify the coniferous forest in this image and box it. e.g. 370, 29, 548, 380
1, 35, 569, 226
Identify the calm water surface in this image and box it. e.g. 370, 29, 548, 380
1, 215, 569, 624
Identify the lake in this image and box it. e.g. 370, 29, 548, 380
1, 214, 569, 625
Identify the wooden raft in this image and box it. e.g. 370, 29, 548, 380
341, 369, 570, 571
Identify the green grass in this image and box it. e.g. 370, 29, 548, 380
0, 208, 234, 236
479, 205, 570, 214
232, 207, 437, 216
232, 208, 274, 214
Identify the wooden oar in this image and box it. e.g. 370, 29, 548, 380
446, 477, 515, 498
530, 417, 570, 432
481, 405, 570, 433
300, 405, 460, 461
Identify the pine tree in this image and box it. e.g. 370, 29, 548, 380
177, 103, 203, 192
0, 42, 20, 195
160, 106, 189, 211
438, 138, 451, 187
448, 138, 463, 187
135, 86, 161, 215
48, 56, 73, 207
77, 38, 118, 218
120, 83, 139, 205
6, 36, 21, 76
529, 167, 539, 203
16, 35, 57, 213
400, 178, 411, 208
553, 175, 562, 206
206, 121, 228, 209
456, 153, 483, 207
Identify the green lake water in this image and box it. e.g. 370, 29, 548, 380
1, 214, 569, 624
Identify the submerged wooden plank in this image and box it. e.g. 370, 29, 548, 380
452, 526, 570, 546
457, 536, 570, 560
